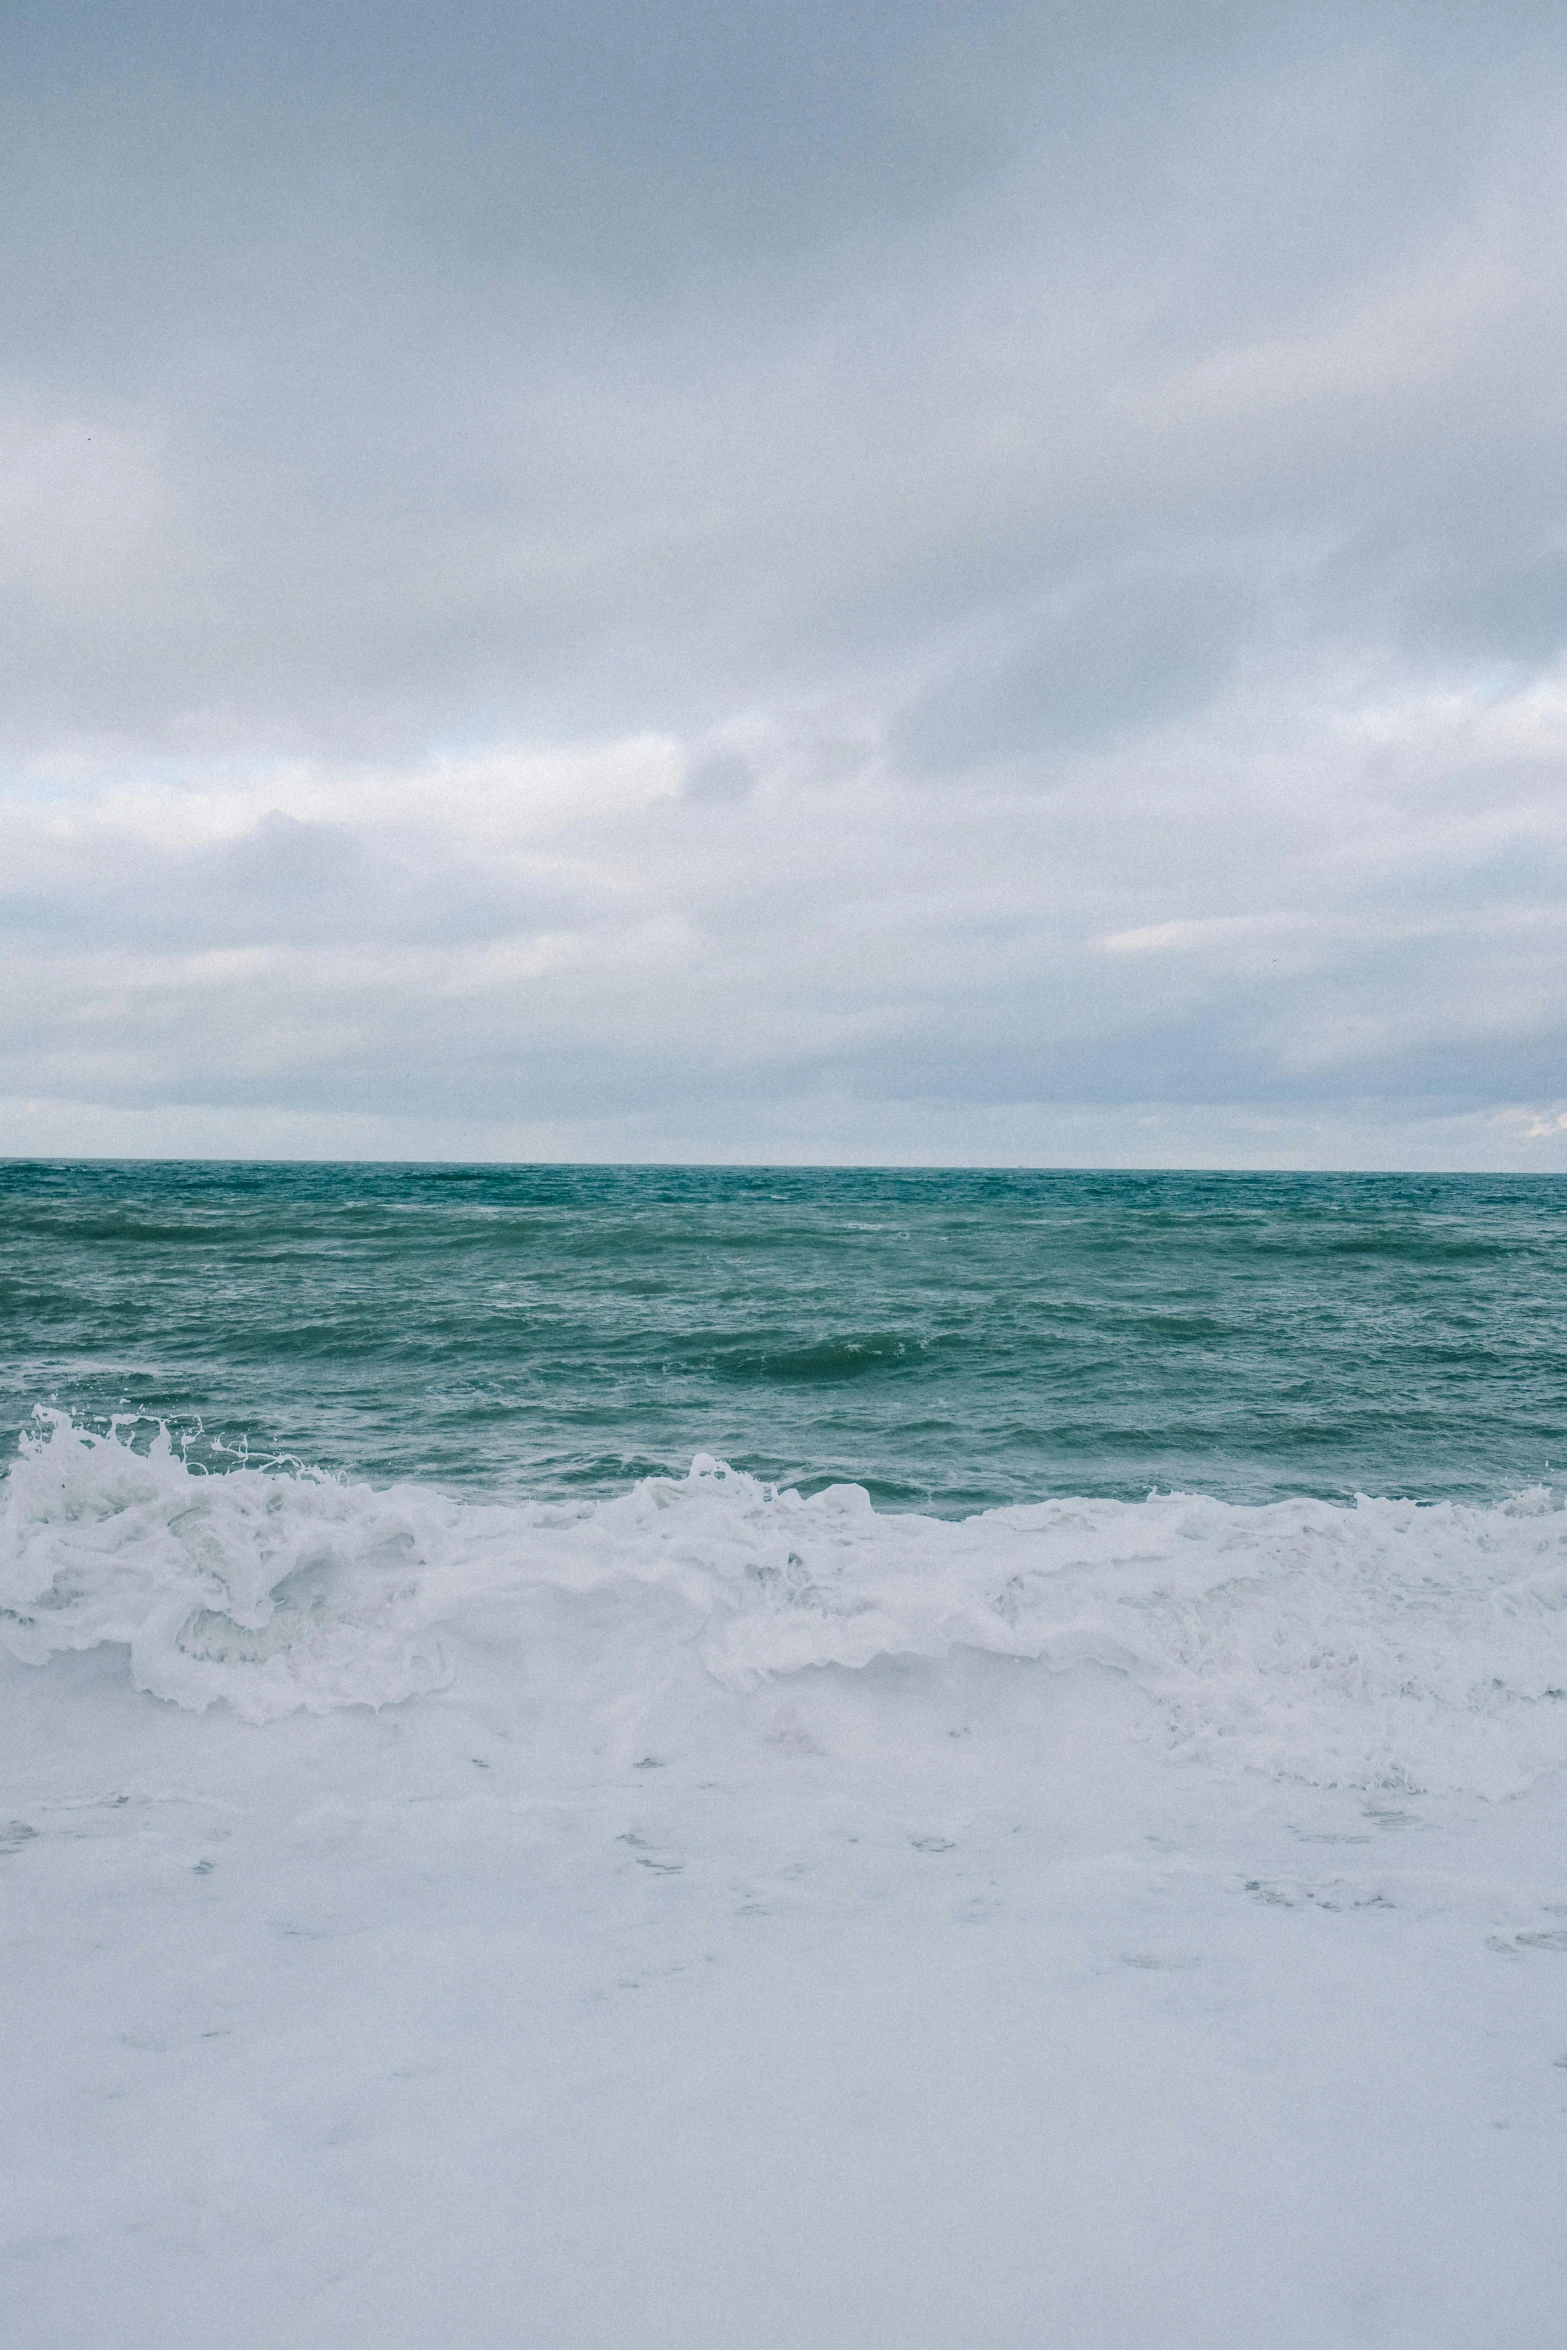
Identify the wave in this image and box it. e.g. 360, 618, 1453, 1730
4, 1411, 1567, 1797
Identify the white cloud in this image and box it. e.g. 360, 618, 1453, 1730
1097, 914, 1313, 959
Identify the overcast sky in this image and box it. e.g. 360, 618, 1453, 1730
3, 1, 1565, 1165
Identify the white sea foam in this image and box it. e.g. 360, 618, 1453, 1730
7, 1410, 1567, 2348
5, 1410, 1565, 1796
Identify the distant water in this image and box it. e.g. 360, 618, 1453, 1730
2, 1161, 1563, 1511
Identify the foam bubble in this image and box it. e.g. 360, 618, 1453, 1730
4, 1412, 1566, 1792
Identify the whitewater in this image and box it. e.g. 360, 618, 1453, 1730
5, 1409, 1567, 2348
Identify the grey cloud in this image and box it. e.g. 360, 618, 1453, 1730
182, 815, 585, 948
891, 570, 1259, 774
1330, 521, 1567, 678
3, 3, 1567, 1160
2, 1, 1558, 757
0, 0, 1053, 372
684, 752, 756, 806
0, 812, 584, 951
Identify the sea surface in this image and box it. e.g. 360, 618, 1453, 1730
3, 1160, 1563, 1510
4, 1160, 1567, 2349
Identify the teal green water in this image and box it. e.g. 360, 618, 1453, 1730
1, 1161, 1562, 1511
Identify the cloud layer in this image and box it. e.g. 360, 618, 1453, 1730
3, 2, 1565, 1163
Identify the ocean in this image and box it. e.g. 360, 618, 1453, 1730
3, 1162, 1566, 2348
5, 1160, 1563, 1510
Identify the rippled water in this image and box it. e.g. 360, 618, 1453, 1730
3, 1160, 1561, 1508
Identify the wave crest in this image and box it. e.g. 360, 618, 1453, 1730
4, 1413, 1567, 1794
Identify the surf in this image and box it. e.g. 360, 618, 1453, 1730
6, 1410, 1565, 1800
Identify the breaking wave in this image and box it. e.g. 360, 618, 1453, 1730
4, 1411, 1567, 1798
